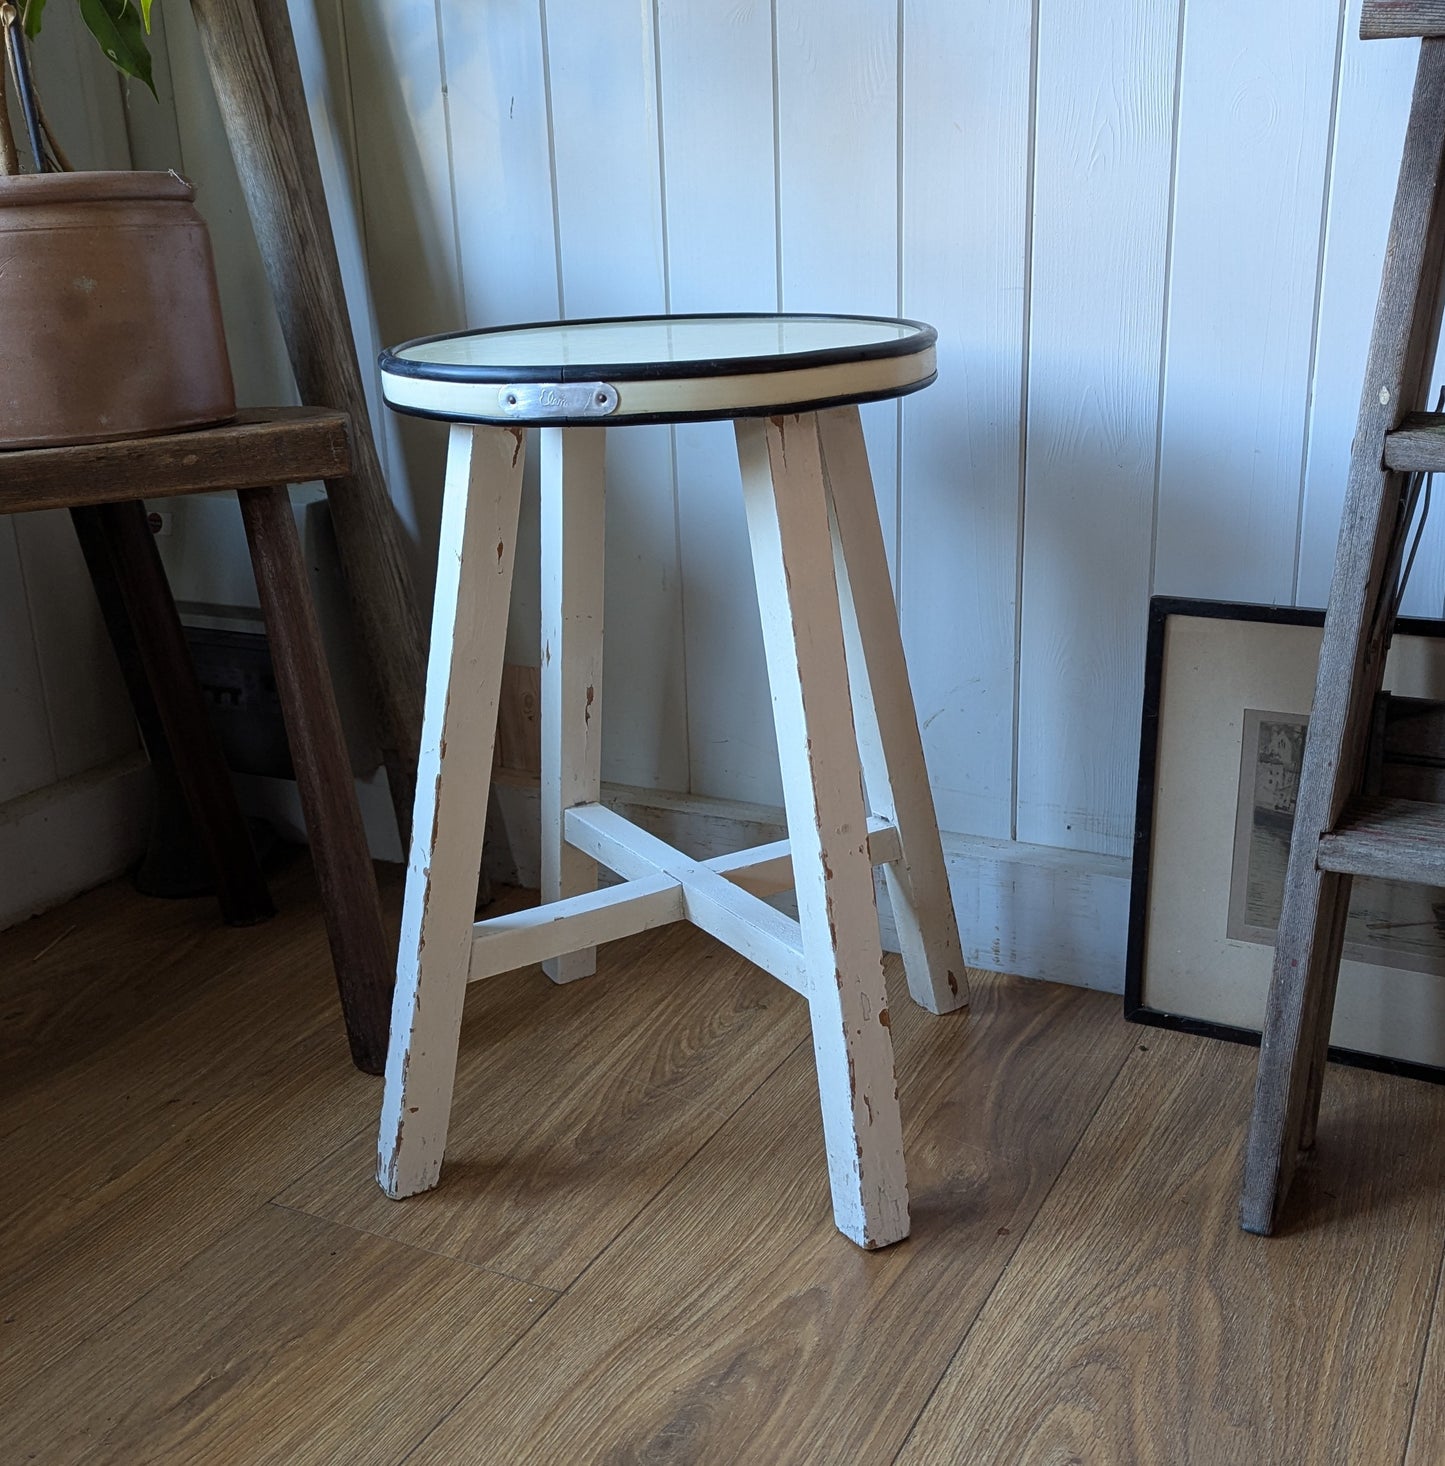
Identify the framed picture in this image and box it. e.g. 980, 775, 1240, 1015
1125, 597, 1445, 1081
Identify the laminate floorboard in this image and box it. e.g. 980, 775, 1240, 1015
405, 964, 1137, 1464
4, 859, 1442, 1464
1405, 1244, 1445, 1465
0, 857, 393, 1393
279, 919, 809, 1291
0, 1204, 551, 1465
895, 1028, 1445, 1466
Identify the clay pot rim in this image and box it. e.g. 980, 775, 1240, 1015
0, 169, 196, 206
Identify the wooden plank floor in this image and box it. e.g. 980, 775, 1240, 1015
2, 852, 1442, 1463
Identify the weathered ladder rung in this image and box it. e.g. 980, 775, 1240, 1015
1361, 2, 1445, 41
1382, 411, 1445, 472
1316, 795, 1445, 885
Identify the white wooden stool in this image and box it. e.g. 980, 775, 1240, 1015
375, 313, 969, 1249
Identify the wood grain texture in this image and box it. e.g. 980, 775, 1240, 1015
1243, 37, 1445, 1235
1316, 793, 1445, 881
1362, 1, 1445, 39
188, 0, 427, 845
406, 965, 1136, 1463
0, 1204, 551, 1465
1405, 1262, 1445, 1464
5, 857, 1443, 1461
0, 410, 351, 513
285, 917, 807, 1291
897, 1029, 1445, 1465
1297, 3, 1429, 612
1385, 408, 1445, 468
239, 482, 393, 1071
0, 855, 396, 1395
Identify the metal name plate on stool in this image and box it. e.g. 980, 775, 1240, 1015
375, 313, 969, 1249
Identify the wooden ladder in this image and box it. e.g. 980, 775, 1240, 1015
1242, 5, 1445, 1234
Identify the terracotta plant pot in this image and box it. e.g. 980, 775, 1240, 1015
0, 170, 236, 449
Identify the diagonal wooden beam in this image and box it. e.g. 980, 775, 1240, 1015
566, 804, 810, 994
189, 0, 426, 847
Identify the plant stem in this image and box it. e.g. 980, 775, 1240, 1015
0, 33, 18, 175
1, 3, 45, 172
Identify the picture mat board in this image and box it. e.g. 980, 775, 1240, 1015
1128, 600, 1445, 1075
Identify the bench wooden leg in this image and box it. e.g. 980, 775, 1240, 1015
817, 405, 970, 1016
378, 425, 526, 1197
238, 483, 394, 1074
539, 427, 605, 984
71, 500, 274, 927
737, 412, 909, 1250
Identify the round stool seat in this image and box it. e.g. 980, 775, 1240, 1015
379, 312, 936, 427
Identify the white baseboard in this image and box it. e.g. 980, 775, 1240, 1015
0, 753, 153, 931
487, 776, 1131, 994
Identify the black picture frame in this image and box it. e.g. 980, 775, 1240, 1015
1124, 595, 1445, 1086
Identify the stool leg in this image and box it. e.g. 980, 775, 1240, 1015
238, 483, 394, 1075
539, 427, 605, 983
817, 405, 970, 1016
71, 502, 275, 926
378, 425, 526, 1198
736, 413, 908, 1249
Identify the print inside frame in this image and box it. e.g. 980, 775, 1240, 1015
1228, 708, 1445, 978
1126, 598, 1445, 1081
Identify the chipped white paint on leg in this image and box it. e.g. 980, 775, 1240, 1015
818, 404, 970, 1016
377, 424, 526, 1199
540, 426, 606, 982
736, 412, 908, 1249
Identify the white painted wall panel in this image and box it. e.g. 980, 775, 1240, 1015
1153, 0, 1340, 605
1015, 0, 1182, 857
659, 0, 783, 807
439, 0, 560, 668
11, 512, 135, 779
899, 0, 1031, 840
544, 0, 689, 792
776, 0, 901, 577
338, 0, 462, 585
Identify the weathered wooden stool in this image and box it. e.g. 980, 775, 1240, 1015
375, 313, 969, 1249
0, 408, 393, 1073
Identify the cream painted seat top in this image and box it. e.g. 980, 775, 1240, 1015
379, 312, 937, 426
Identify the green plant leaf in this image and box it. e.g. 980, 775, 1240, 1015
77, 0, 155, 97
138, 0, 151, 32
22, 0, 48, 41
